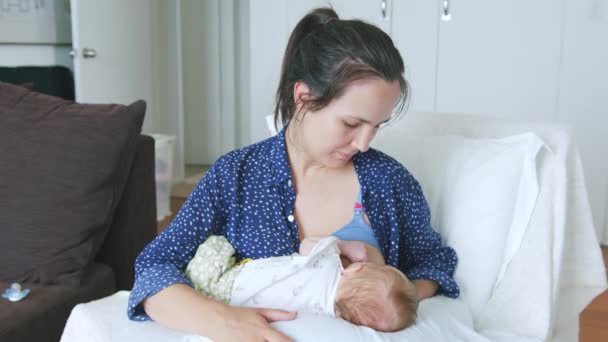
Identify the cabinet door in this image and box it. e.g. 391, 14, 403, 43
391, 1, 440, 112
435, 0, 563, 120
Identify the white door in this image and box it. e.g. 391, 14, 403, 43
435, 0, 563, 121
70, 0, 156, 133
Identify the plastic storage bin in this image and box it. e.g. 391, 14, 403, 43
150, 134, 176, 220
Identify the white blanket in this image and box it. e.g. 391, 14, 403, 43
61, 291, 500, 342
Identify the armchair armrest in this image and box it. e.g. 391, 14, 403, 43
95, 135, 157, 290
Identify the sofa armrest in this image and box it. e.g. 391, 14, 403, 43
95, 135, 157, 290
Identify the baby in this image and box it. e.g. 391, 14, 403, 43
185, 235, 417, 332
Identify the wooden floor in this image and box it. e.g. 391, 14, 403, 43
579, 246, 608, 341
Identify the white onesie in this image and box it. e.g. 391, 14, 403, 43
230, 236, 344, 316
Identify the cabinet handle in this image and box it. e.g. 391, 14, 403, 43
381, 0, 387, 20
442, 0, 452, 21
82, 48, 97, 59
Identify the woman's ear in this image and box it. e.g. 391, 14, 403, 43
293, 81, 311, 119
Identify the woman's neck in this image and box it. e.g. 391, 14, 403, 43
285, 123, 328, 179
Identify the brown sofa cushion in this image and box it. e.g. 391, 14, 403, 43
0, 263, 115, 342
0, 81, 145, 285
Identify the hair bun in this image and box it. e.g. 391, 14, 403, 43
308, 7, 339, 25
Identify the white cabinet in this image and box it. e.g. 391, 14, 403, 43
391, 0, 607, 241
392, 0, 563, 119
245, 0, 608, 243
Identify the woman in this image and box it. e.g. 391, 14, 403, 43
128, 7, 459, 342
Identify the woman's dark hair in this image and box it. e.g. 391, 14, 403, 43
274, 7, 409, 129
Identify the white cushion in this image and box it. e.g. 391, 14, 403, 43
372, 129, 545, 321
62, 291, 494, 342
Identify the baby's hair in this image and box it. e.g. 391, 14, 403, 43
389, 279, 418, 330
336, 265, 417, 332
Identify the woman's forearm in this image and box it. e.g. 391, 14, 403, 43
412, 279, 438, 301
143, 283, 227, 336
143, 283, 296, 341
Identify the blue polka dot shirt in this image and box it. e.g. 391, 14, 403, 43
128, 128, 459, 320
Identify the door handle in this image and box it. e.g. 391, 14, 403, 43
82, 48, 97, 59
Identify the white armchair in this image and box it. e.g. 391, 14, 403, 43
61, 112, 606, 342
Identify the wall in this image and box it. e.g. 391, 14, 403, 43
0, 44, 73, 69
246, 0, 289, 144
556, 0, 608, 243
150, 0, 185, 181
0, 0, 72, 68
235, 0, 250, 148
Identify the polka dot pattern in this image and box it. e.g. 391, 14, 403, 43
127, 128, 459, 321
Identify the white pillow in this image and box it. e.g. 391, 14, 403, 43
371, 130, 545, 322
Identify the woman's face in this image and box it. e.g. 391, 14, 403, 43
294, 78, 401, 168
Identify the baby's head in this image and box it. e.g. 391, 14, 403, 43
334, 262, 417, 332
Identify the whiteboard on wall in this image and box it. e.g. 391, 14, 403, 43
0, 0, 71, 44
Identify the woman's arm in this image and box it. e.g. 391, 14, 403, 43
391, 169, 460, 299
129, 161, 296, 340
143, 284, 296, 341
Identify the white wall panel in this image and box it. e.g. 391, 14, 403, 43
557, 0, 608, 243
247, 0, 289, 144
435, 0, 563, 121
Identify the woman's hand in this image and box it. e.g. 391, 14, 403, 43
143, 284, 296, 342
412, 279, 439, 301
212, 305, 297, 342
